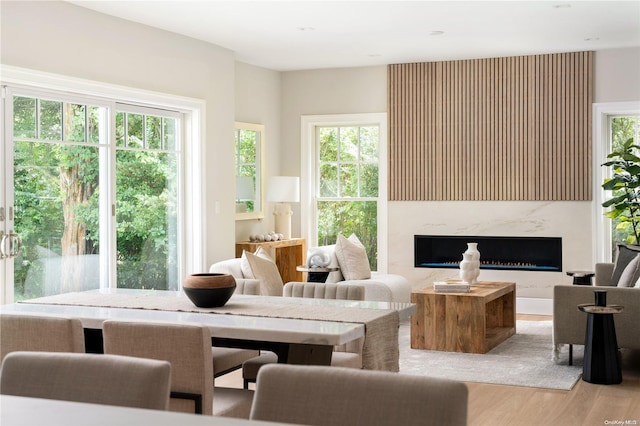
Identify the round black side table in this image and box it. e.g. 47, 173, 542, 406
578, 304, 624, 385
567, 271, 595, 285
296, 266, 339, 283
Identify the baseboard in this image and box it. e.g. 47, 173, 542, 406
516, 297, 552, 316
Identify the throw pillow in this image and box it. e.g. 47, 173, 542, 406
617, 253, 640, 288
243, 250, 283, 296
240, 247, 272, 278
335, 234, 371, 281
611, 243, 640, 286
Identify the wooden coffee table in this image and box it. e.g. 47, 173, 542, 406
411, 281, 516, 354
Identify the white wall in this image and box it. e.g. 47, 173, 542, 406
281, 66, 388, 238
595, 48, 640, 102
234, 62, 282, 241
1, 1, 237, 266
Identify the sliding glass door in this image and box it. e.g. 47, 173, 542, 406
1, 87, 182, 303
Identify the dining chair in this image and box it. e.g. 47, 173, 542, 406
0, 313, 85, 362
0, 351, 171, 410
241, 282, 366, 388
102, 320, 254, 418
250, 364, 469, 426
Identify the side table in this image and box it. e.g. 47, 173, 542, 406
296, 266, 339, 283
578, 304, 624, 384
566, 270, 595, 285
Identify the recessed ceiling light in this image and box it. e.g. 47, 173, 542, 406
553, 4, 572, 8
429, 31, 445, 36
297, 27, 315, 32
584, 37, 600, 42
368, 53, 382, 58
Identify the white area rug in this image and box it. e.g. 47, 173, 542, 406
399, 320, 583, 390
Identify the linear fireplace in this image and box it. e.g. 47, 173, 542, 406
414, 235, 562, 272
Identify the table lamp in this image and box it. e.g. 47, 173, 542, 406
266, 176, 300, 239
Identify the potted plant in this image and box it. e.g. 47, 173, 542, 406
602, 137, 640, 245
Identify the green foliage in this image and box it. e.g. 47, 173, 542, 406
602, 137, 640, 245
12, 95, 179, 297
316, 125, 380, 270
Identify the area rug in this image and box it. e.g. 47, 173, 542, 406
399, 320, 583, 390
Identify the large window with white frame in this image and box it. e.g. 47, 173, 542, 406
301, 114, 387, 272
1, 68, 204, 304
594, 102, 640, 263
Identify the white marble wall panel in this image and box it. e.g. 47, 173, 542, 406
388, 201, 595, 299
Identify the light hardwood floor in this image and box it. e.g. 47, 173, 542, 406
216, 314, 640, 425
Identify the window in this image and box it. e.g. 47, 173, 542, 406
235, 122, 264, 220
594, 102, 640, 263
301, 114, 387, 272
2, 72, 203, 304
607, 115, 640, 252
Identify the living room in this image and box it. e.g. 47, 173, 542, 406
1, 1, 640, 424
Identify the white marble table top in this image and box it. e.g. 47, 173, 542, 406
0, 395, 288, 426
1, 299, 363, 347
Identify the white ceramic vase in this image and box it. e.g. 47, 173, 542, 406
462, 242, 481, 283
459, 253, 476, 283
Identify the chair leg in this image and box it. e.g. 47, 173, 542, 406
569, 344, 573, 366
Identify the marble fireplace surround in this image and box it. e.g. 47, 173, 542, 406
388, 200, 594, 314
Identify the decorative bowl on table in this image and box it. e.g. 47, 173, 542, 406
182, 273, 236, 308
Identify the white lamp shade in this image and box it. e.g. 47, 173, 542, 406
266, 176, 300, 203
236, 176, 255, 201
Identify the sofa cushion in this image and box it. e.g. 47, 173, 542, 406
611, 243, 640, 286
618, 254, 640, 288
242, 249, 283, 296
335, 234, 371, 281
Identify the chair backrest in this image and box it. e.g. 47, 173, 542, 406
102, 320, 213, 415
0, 351, 171, 410
250, 364, 468, 426
0, 313, 85, 362
283, 282, 365, 354
283, 282, 364, 301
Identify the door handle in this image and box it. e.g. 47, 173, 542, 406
1, 231, 21, 259
0, 231, 6, 259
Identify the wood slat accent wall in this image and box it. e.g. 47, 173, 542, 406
388, 52, 593, 201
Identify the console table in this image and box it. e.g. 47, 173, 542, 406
236, 238, 306, 283
411, 281, 516, 354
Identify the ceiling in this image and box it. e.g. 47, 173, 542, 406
69, 1, 640, 71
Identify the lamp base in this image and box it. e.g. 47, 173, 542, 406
273, 203, 292, 239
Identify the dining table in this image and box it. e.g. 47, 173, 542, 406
0, 395, 292, 426
1, 288, 415, 371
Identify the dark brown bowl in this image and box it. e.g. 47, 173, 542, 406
183, 273, 236, 307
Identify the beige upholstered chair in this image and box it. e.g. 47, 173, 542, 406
0, 313, 85, 362
250, 364, 468, 426
0, 351, 171, 410
102, 320, 254, 418
242, 282, 366, 388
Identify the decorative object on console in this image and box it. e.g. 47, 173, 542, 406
182, 273, 236, 308
249, 232, 284, 242
266, 176, 300, 240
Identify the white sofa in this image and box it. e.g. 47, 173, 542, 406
209, 256, 411, 303
208, 258, 262, 295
